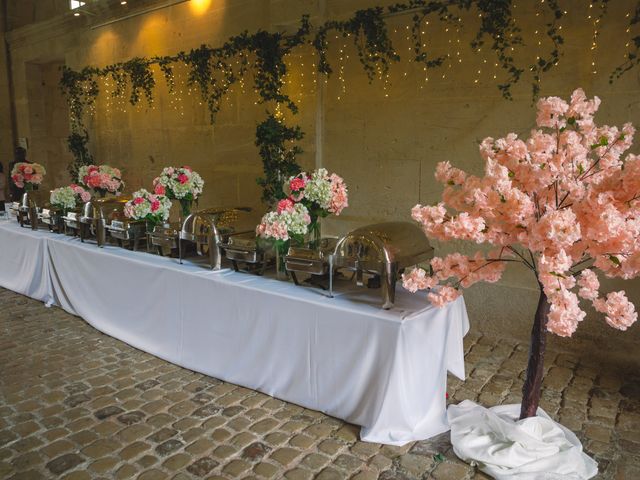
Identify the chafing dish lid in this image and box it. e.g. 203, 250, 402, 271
225, 231, 259, 250
287, 237, 338, 261
181, 207, 253, 235
335, 221, 433, 266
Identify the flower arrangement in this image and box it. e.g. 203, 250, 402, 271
285, 168, 348, 245
402, 88, 639, 423
287, 168, 349, 216
256, 198, 311, 243
153, 166, 204, 217
50, 184, 91, 212
124, 189, 172, 227
11, 162, 46, 191
78, 165, 124, 196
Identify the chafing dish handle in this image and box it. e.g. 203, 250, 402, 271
286, 260, 315, 268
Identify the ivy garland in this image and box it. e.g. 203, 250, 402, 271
255, 113, 304, 205
59, 1, 640, 204
66, 129, 94, 180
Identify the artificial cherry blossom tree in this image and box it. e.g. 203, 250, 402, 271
403, 89, 639, 419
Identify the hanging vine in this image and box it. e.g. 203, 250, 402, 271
610, 1, 640, 82
66, 129, 94, 181
255, 113, 304, 206
58, 1, 640, 203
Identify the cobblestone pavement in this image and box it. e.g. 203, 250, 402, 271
0, 288, 639, 480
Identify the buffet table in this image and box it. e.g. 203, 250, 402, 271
0, 221, 469, 445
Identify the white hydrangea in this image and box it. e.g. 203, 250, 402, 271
50, 187, 77, 210
300, 168, 332, 210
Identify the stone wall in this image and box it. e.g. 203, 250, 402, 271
3, 0, 640, 367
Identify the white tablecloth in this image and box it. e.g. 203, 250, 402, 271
0, 221, 469, 445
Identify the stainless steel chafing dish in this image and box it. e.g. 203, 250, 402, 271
63, 210, 81, 235
39, 206, 65, 233
179, 207, 253, 269
10, 202, 21, 221
17, 192, 40, 230
149, 223, 180, 256
220, 232, 275, 274
333, 222, 434, 309
105, 213, 147, 251
79, 197, 129, 247
285, 237, 338, 291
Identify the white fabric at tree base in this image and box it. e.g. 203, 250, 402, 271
0, 222, 469, 446
448, 400, 598, 479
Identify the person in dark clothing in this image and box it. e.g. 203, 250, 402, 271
8, 147, 28, 202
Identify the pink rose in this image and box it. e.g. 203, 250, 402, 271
133, 197, 144, 205
289, 177, 306, 192
154, 184, 166, 195
277, 198, 294, 213
150, 200, 160, 212
182, 166, 192, 172
177, 174, 189, 184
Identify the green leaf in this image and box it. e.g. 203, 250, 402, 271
567, 117, 576, 125
508, 171, 515, 178
433, 453, 445, 463
578, 164, 584, 175
609, 255, 621, 266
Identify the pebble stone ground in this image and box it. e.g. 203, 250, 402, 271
0, 287, 639, 480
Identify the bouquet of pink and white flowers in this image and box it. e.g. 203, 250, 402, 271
11, 162, 46, 190
50, 184, 91, 212
256, 198, 311, 243
287, 168, 349, 217
78, 165, 124, 196
124, 189, 172, 226
153, 166, 204, 201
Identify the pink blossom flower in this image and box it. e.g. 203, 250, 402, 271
593, 291, 638, 331
536, 95, 569, 129
427, 286, 460, 307
402, 268, 436, 292
405, 88, 640, 339
178, 173, 189, 184
133, 197, 144, 205
154, 184, 166, 195
577, 269, 599, 300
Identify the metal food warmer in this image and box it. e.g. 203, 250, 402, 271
62, 210, 81, 236
333, 222, 434, 309
179, 207, 254, 269
16, 192, 40, 230
79, 197, 130, 247
105, 213, 147, 251
220, 231, 275, 274
148, 223, 181, 256
39, 206, 65, 233
285, 237, 338, 291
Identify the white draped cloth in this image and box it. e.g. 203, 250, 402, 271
448, 400, 598, 479
0, 221, 469, 445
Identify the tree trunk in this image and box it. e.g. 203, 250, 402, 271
519, 286, 551, 420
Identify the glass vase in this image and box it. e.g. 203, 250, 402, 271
308, 219, 321, 250
274, 239, 290, 280
179, 199, 193, 221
